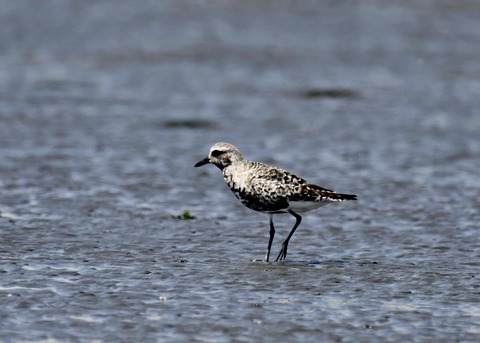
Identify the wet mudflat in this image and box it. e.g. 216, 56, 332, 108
1, 1, 480, 342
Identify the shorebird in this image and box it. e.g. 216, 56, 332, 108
194, 142, 357, 262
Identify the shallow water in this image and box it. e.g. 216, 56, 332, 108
1, 1, 480, 342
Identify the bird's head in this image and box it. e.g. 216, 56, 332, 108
194, 142, 244, 170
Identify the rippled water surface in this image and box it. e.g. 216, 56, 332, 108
1, 1, 480, 342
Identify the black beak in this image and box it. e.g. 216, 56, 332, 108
194, 157, 210, 167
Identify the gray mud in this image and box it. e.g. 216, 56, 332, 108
1, 1, 479, 342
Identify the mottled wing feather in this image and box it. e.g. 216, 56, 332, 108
250, 162, 307, 185
241, 162, 307, 211
224, 160, 356, 212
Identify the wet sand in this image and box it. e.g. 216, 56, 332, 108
1, 1, 479, 342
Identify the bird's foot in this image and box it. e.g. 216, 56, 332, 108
264, 251, 270, 263
275, 243, 288, 262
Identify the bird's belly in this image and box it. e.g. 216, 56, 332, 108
230, 188, 288, 213
239, 196, 288, 213
286, 200, 330, 213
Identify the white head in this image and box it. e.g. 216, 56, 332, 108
194, 142, 244, 170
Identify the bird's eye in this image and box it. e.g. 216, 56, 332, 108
210, 150, 225, 157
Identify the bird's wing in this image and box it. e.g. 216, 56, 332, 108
249, 161, 308, 185
248, 162, 342, 201
245, 162, 310, 202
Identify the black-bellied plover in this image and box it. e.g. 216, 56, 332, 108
194, 142, 357, 262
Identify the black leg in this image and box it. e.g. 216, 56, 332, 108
275, 210, 302, 262
265, 214, 275, 262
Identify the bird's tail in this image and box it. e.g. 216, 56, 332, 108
334, 193, 357, 201
302, 184, 357, 202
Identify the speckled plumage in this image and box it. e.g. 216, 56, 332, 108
195, 142, 357, 262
